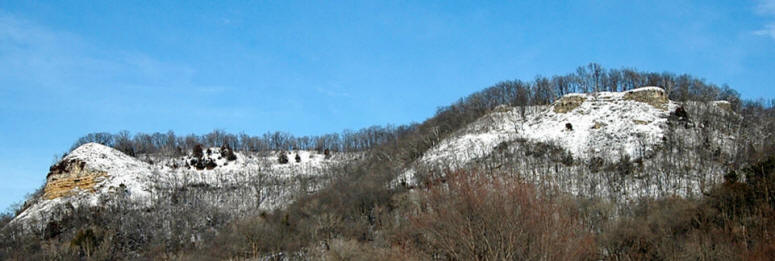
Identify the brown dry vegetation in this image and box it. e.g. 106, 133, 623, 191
395, 171, 596, 260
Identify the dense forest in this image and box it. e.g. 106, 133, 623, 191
2, 63, 775, 260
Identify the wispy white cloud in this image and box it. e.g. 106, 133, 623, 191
0, 11, 200, 92
195, 86, 229, 94
0, 12, 103, 91
0, 11, 249, 121
754, 1, 775, 40
315, 82, 351, 98
754, 23, 775, 39
756, 0, 775, 15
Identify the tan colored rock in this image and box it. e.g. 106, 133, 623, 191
553, 95, 587, 113
714, 101, 732, 112
493, 104, 512, 113
592, 121, 607, 129
623, 87, 668, 111
632, 120, 650, 125
44, 159, 108, 200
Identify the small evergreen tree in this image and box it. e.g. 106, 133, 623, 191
278, 152, 289, 164
193, 144, 204, 159
221, 144, 237, 161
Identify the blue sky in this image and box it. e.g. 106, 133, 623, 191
1, 0, 774, 212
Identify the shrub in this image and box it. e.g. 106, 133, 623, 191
191, 159, 205, 170
588, 157, 605, 172
278, 152, 289, 164
319, 239, 409, 261
295, 153, 301, 163
221, 144, 237, 161
204, 159, 217, 170
70, 228, 102, 258
598, 157, 775, 260
673, 106, 689, 120
600, 197, 704, 260
193, 144, 204, 159
400, 170, 595, 260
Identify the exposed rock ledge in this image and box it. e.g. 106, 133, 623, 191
553, 94, 587, 113
553, 86, 669, 113
44, 159, 108, 199
622, 87, 669, 111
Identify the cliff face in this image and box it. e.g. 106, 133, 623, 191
44, 159, 107, 200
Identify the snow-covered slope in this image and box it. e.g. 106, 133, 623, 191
12, 144, 154, 224
12, 143, 351, 226
401, 87, 738, 200
421, 87, 676, 166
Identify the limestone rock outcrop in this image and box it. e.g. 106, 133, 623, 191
553, 95, 587, 113
44, 159, 107, 199
622, 87, 669, 110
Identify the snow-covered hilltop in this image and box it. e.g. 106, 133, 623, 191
402, 87, 738, 201
421, 87, 676, 165
12, 143, 352, 226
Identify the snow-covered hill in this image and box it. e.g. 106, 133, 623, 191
12, 143, 352, 226
422, 87, 675, 164
401, 87, 738, 201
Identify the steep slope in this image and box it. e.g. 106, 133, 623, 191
402, 87, 738, 201
13, 143, 153, 225
421, 87, 674, 164
12, 143, 351, 226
